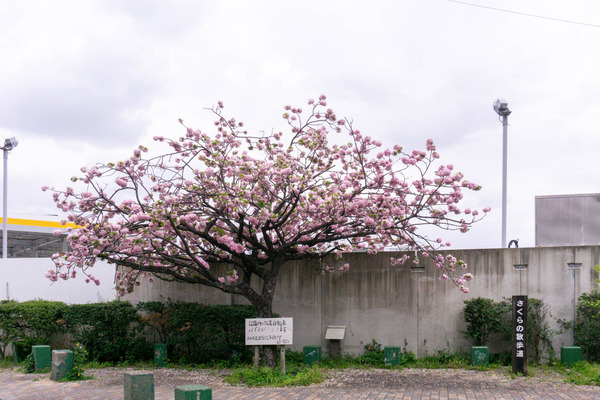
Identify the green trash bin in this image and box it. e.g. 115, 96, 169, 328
384, 346, 402, 366
303, 346, 321, 366
471, 346, 489, 366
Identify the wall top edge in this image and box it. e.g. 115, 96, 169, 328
345, 245, 600, 255
536, 193, 600, 200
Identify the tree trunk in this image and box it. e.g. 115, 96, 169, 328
261, 345, 278, 368
248, 281, 278, 368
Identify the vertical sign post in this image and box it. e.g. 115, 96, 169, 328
512, 295, 527, 375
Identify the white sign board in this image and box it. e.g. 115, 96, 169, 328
245, 318, 293, 345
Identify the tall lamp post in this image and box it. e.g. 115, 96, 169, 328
493, 99, 511, 248
1, 137, 18, 259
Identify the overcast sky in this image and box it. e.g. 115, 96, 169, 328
1, 0, 599, 250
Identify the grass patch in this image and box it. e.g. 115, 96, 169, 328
318, 354, 370, 369
0, 356, 14, 369
564, 362, 600, 386
83, 360, 114, 369
226, 365, 324, 387
492, 361, 600, 385
58, 373, 94, 382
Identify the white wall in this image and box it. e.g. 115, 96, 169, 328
0, 258, 116, 304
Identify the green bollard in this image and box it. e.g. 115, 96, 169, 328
32, 345, 51, 371
561, 346, 583, 366
384, 346, 402, 366
154, 344, 167, 367
175, 384, 212, 400
471, 346, 489, 366
303, 346, 321, 366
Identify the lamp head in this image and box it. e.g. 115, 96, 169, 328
493, 99, 511, 116
3, 137, 18, 150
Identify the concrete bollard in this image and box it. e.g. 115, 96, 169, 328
175, 384, 212, 400
51, 350, 74, 381
32, 345, 51, 371
124, 372, 155, 400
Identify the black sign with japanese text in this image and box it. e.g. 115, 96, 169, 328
512, 295, 527, 375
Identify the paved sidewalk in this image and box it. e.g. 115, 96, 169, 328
1, 369, 599, 400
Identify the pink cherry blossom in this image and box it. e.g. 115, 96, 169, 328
44, 96, 487, 329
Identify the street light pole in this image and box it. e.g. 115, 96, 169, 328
493, 99, 511, 248
1, 137, 18, 259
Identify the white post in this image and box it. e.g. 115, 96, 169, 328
2, 148, 7, 259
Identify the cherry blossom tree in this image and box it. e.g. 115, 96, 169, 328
45, 96, 488, 366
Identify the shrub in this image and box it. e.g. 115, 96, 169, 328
526, 298, 554, 364
62, 342, 88, 381
357, 339, 384, 366
573, 291, 600, 362
462, 298, 509, 346
21, 353, 35, 373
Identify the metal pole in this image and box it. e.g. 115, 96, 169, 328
2, 148, 7, 259
494, 99, 510, 248
502, 114, 508, 248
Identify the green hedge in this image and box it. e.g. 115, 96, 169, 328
0, 300, 255, 364
62, 301, 150, 362
0, 300, 66, 358
137, 301, 257, 364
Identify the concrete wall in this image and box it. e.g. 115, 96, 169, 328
125, 246, 600, 356
0, 258, 116, 304
536, 193, 600, 246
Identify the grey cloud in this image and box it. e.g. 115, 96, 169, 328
0, 29, 168, 146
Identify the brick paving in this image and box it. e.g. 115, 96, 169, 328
0, 368, 599, 400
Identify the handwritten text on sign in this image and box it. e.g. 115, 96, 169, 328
245, 318, 293, 345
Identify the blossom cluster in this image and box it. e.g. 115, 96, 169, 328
44, 96, 488, 296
